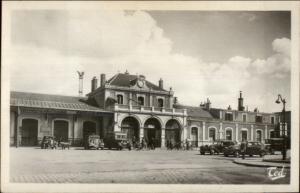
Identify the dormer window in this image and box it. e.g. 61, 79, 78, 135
157, 98, 164, 108
255, 115, 263, 123
138, 96, 144, 106
117, 94, 123, 104
225, 112, 233, 121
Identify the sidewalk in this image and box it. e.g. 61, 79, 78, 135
233, 155, 290, 168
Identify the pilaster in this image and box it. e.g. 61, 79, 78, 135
161, 128, 165, 148
235, 123, 239, 142
251, 125, 254, 141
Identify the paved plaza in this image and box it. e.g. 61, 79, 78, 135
10, 147, 290, 184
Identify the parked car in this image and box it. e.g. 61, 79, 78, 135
200, 140, 236, 155
264, 138, 284, 154
84, 134, 104, 150
103, 131, 132, 150
41, 136, 57, 149
223, 141, 267, 157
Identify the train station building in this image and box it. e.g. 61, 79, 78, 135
10, 71, 288, 148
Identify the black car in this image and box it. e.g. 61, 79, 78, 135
200, 140, 236, 155
223, 141, 268, 157
264, 138, 284, 154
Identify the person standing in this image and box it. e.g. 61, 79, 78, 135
240, 139, 247, 159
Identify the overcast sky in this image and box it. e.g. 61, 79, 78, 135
9, 10, 291, 112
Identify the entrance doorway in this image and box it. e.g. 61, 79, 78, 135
21, 119, 38, 146
83, 121, 96, 138
165, 119, 181, 146
54, 120, 69, 142
191, 127, 198, 147
121, 117, 139, 141
144, 118, 161, 147
241, 130, 248, 141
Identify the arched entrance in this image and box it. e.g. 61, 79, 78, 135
21, 119, 38, 146
83, 121, 97, 147
191, 127, 198, 147
144, 118, 161, 147
165, 119, 181, 146
83, 121, 97, 138
121, 117, 139, 141
54, 120, 69, 142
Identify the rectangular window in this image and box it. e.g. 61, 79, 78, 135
243, 114, 247, 122
271, 117, 275, 124
225, 113, 233, 121
255, 115, 263, 123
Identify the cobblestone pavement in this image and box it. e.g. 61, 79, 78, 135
10, 147, 290, 184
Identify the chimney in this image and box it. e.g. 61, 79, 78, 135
205, 98, 211, 110
100, 74, 106, 87
159, 78, 163, 89
174, 97, 178, 105
238, 91, 245, 111
77, 71, 84, 97
91, 76, 98, 92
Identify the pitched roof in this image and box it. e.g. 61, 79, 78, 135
10, 91, 110, 112
174, 104, 214, 119
107, 73, 166, 91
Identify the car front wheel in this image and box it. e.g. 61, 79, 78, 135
210, 149, 215, 155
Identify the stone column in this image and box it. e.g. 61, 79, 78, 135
265, 125, 268, 140
251, 125, 254, 141
202, 121, 206, 141
197, 126, 201, 147
139, 127, 144, 141
161, 128, 165, 148
235, 123, 239, 142
14, 110, 20, 147
219, 122, 223, 140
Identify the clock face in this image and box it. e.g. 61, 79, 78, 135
137, 80, 144, 88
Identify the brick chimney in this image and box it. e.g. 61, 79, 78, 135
100, 74, 106, 87
91, 76, 98, 92
159, 78, 163, 89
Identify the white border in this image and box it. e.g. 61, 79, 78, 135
2, 1, 299, 193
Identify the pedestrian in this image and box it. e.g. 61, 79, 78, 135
240, 139, 247, 159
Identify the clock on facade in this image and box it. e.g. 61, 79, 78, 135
137, 80, 144, 88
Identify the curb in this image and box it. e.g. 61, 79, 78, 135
233, 159, 290, 168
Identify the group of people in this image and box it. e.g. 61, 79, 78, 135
166, 139, 192, 150
131, 137, 157, 150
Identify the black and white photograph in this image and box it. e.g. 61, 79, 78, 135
1, 1, 299, 193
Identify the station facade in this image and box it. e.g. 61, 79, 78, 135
10, 71, 286, 147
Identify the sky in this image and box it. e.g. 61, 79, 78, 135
8, 10, 291, 112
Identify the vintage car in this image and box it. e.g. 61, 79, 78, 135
264, 138, 284, 154
41, 136, 57, 149
103, 131, 132, 150
84, 134, 104, 150
223, 141, 268, 157
200, 140, 236, 155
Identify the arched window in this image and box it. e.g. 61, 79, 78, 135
117, 95, 123, 104
138, 96, 144, 106
209, 128, 216, 141
256, 130, 262, 142
158, 98, 164, 107
226, 129, 232, 140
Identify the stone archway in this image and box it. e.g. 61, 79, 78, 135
54, 120, 69, 142
165, 119, 181, 146
21, 119, 38, 146
121, 117, 140, 141
144, 118, 162, 147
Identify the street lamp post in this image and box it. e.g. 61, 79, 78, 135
275, 94, 287, 160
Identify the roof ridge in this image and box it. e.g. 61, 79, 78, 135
107, 73, 120, 85
11, 91, 85, 98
